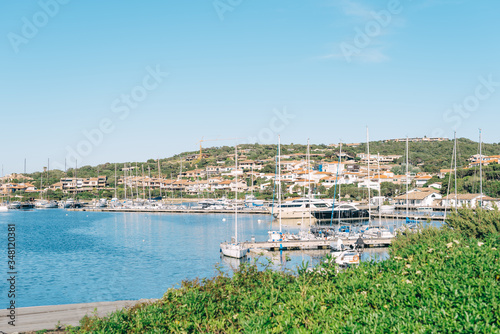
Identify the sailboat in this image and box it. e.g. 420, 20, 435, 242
362, 127, 394, 239
220, 145, 249, 259
479, 128, 483, 209
268, 136, 284, 242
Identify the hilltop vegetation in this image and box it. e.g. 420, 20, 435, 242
23, 138, 500, 181
441, 163, 500, 198
4, 138, 500, 201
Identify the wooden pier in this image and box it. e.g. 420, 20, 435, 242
379, 213, 446, 221
240, 237, 392, 251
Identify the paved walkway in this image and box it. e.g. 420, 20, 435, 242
0, 299, 155, 334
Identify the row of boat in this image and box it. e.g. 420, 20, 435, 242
1, 198, 82, 210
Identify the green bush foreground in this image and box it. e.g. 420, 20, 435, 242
71, 211, 499, 333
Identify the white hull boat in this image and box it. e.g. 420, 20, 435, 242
220, 243, 249, 259
332, 250, 361, 267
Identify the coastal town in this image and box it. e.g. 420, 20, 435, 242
3, 0, 500, 331
2, 136, 499, 211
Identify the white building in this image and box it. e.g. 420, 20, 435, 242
441, 194, 495, 208
394, 189, 442, 207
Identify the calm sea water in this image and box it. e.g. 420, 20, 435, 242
0, 209, 390, 308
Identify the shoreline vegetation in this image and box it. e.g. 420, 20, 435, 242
38, 208, 500, 333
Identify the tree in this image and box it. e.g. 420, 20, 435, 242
262, 164, 275, 174
317, 185, 327, 196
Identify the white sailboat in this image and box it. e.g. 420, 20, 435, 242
0, 203, 8, 212
220, 145, 249, 259
268, 135, 284, 242
479, 128, 483, 209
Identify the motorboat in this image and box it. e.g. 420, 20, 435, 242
244, 194, 264, 207
44, 200, 59, 208
63, 198, 82, 209
35, 200, 58, 209
362, 227, 395, 239
8, 201, 21, 210
311, 203, 369, 222
35, 200, 49, 208
199, 197, 231, 210
269, 197, 331, 219
95, 198, 108, 208
19, 202, 35, 210
332, 250, 361, 267
330, 238, 361, 267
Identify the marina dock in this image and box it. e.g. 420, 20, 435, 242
68, 208, 269, 214
242, 237, 392, 251
379, 213, 446, 221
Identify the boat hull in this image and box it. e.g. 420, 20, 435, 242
312, 209, 370, 221
220, 243, 248, 259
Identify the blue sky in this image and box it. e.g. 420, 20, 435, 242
1, 0, 499, 173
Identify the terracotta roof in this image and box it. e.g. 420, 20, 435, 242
394, 191, 439, 200
442, 194, 494, 200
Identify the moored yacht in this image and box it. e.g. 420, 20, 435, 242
43, 200, 59, 209
244, 194, 264, 207
269, 197, 331, 219
311, 203, 369, 222
63, 198, 82, 209
8, 201, 21, 210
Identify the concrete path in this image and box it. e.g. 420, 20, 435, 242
0, 299, 156, 334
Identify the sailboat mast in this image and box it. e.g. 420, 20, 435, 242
235, 145, 238, 243
251, 165, 254, 196
114, 164, 117, 199
479, 129, 483, 208
142, 164, 145, 200
148, 166, 152, 200
75, 160, 78, 200
454, 132, 457, 211
47, 158, 50, 200
338, 141, 342, 225
124, 164, 127, 201
135, 163, 139, 199
158, 159, 162, 200
406, 136, 409, 217
307, 138, 311, 226
366, 127, 371, 221
378, 152, 381, 224
180, 156, 183, 202
278, 135, 282, 233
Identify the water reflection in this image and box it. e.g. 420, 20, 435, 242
220, 247, 390, 275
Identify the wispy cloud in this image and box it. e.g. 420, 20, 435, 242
333, 0, 373, 20
321, 0, 407, 63
322, 46, 390, 63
